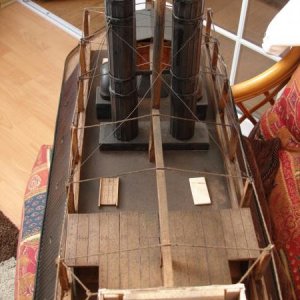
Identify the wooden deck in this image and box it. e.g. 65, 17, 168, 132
64, 209, 259, 289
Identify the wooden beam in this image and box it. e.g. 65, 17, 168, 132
205, 9, 213, 45
67, 183, 75, 213
211, 41, 219, 80
253, 250, 272, 280
83, 9, 90, 38
99, 284, 247, 299
152, 109, 174, 287
80, 41, 87, 75
148, 122, 155, 163
151, 0, 166, 109
58, 261, 70, 293
148, 0, 166, 159
228, 126, 238, 162
239, 178, 250, 208
77, 79, 84, 113
71, 127, 80, 165
219, 79, 230, 116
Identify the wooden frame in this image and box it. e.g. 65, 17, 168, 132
98, 284, 247, 300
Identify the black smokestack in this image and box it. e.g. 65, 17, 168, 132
170, 0, 204, 139
106, 0, 138, 141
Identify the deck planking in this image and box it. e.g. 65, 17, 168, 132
64, 209, 259, 289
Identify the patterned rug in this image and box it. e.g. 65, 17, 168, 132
0, 257, 16, 300
0, 211, 18, 263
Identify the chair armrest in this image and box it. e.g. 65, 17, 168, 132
232, 47, 300, 103
231, 47, 300, 124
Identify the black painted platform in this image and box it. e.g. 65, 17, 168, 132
99, 120, 210, 151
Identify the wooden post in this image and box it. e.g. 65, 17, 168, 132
71, 127, 80, 165
152, 109, 174, 287
205, 9, 213, 45
211, 41, 219, 80
58, 261, 70, 293
148, 122, 155, 162
254, 250, 272, 280
228, 126, 238, 162
151, 0, 166, 109
67, 183, 75, 213
240, 178, 250, 207
219, 79, 229, 116
80, 41, 87, 76
83, 9, 90, 38
148, 0, 166, 159
77, 79, 84, 113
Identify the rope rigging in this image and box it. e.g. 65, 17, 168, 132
55, 5, 284, 299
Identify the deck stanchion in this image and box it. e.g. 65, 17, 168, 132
211, 41, 219, 81
58, 260, 70, 293
205, 9, 213, 45
67, 183, 76, 213
83, 9, 90, 38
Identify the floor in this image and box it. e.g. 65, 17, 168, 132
34, 0, 105, 33
0, 2, 77, 227
32, 0, 286, 83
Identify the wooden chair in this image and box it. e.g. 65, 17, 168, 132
231, 47, 300, 125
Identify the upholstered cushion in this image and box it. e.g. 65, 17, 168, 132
15, 145, 51, 300
258, 64, 300, 299
260, 64, 300, 149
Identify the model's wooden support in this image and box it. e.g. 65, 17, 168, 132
219, 79, 229, 116
228, 126, 238, 162
211, 41, 219, 79
58, 261, 70, 293
170, 0, 204, 139
80, 40, 87, 76
246, 248, 272, 300
239, 178, 250, 208
77, 79, 84, 113
148, 2, 174, 280
83, 9, 90, 38
71, 127, 80, 165
151, 0, 166, 109
205, 9, 213, 45
148, 0, 166, 159
152, 109, 174, 287
67, 182, 75, 213
253, 249, 272, 280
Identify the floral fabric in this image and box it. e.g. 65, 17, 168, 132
15, 145, 51, 300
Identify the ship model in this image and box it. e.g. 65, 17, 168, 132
33, 0, 283, 299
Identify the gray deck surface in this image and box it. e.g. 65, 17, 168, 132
79, 50, 231, 213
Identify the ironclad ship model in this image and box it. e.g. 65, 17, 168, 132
33, 1, 284, 299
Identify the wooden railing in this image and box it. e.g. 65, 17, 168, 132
67, 9, 91, 214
